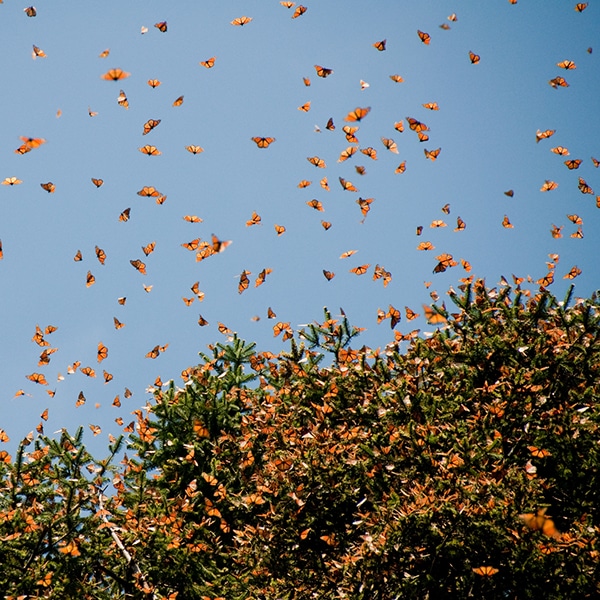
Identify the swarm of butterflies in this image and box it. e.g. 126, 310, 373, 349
0, 2, 596, 458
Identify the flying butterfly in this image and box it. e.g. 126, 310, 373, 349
417, 30, 431, 44
306, 199, 324, 211
24, 6, 37, 17
117, 90, 129, 108
142, 119, 161, 135
407, 117, 429, 132
303, 76, 311, 86
298, 101, 311, 112
548, 76, 569, 88
424, 148, 441, 161
95, 246, 107, 265
557, 60, 576, 70
321, 220, 332, 230
147, 79, 161, 88
113, 317, 125, 329
2, 177, 22, 186
86, 271, 96, 287
382, 137, 399, 153
361, 147, 377, 160
73, 249, 82, 261
344, 107, 371, 122
200, 56, 216, 68
101, 68, 130, 81
292, 5, 307, 18
564, 159, 582, 169
307, 156, 326, 168
119, 208, 131, 222
575, 3, 588, 12
96, 47, 108, 58
314, 65, 333, 78
251, 137, 276, 148
423, 304, 448, 324
154, 21, 167, 32
40, 182, 55, 193
320, 177, 329, 190
91, 178, 104, 188
373, 39, 386, 51
469, 51, 481, 64
130, 259, 147, 274
540, 180, 558, 192
97, 342, 108, 363
390, 74, 404, 83
184, 215, 203, 223
142, 241, 156, 256
139, 145, 161, 156
231, 16, 253, 26
422, 102, 439, 111
502, 215, 514, 228
563, 266, 582, 279
536, 129, 555, 143
246, 211, 262, 226
473, 567, 499, 577
80, 366, 96, 377
350, 264, 370, 275
339, 177, 358, 192
338, 146, 357, 162
274, 224, 286, 236
395, 161, 406, 174
32, 45, 46, 58
172, 95, 184, 107
326, 117, 335, 130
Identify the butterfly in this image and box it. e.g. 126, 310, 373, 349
350, 264, 370, 275
325, 117, 335, 130
142, 241, 156, 256
430, 220, 447, 228
454, 217, 466, 232
424, 148, 441, 161
551, 146, 569, 156
155, 21, 167, 32
540, 180, 558, 192
548, 76, 569, 88
182, 238, 200, 251
298, 180, 312, 188
117, 90, 129, 108
281, 2, 296, 7
395, 161, 407, 174
231, 16, 252, 26
139, 145, 161, 156
388, 305, 401, 328
246, 211, 261, 226
321, 269, 335, 281
303, 76, 311, 86
405, 307, 419, 321
119, 208, 131, 222
361, 147, 378, 160
137, 186, 161, 197
355, 165, 366, 175
567, 214, 583, 224
423, 304, 448, 324
91, 178, 104, 188
382, 138, 399, 153
519, 509, 560, 539
536, 129, 555, 143
80, 366, 96, 377
32, 45, 46, 58
130, 259, 147, 274
200, 56, 216, 68
373, 39, 386, 51
557, 59, 576, 70
417, 241, 434, 251
575, 3, 588, 12
274, 224, 286, 236
320, 177, 330, 190
251, 137, 276, 148
373, 264, 392, 287
344, 107, 371, 122
24, 6, 36, 17
338, 146, 357, 162
27, 372, 48, 385
473, 566, 499, 577
563, 266, 582, 279
502, 215, 514, 228
298, 101, 311, 112
95, 246, 107, 265
307, 156, 326, 168
306, 199, 324, 211
550, 224, 563, 238
422, 102, 439, 111
88, 106, 98, 117
86, 271, 96, 287
407, 117, 429, 132
113, 317, 125, 330
101, 68, 130, 81
339, 177, 358, 192
183, 215, 203, 223
238, 270, 251, 294
147, 79, 161, 88
469, 51, 481, 64
578, 177, 593, 194
592, 157, 600, 167
14, 144, 32, 155
40, 182, 55, 193
2, 177, 22, 186
390, 74, 404, 83
537, 272, 554, 286
528, 445, 551, 458
173, 95, 184, 106
564, 159, 582, 169
292, 5, 307, 18
343, 125, 359, 143
142, 119, 161, 135
321, 220, 332, 230
417, 30, 431, 44
314, 65, 333, 78
185, 145, 204, 154
357, 197, 373, 218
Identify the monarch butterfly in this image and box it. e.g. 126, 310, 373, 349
88, 106, 99, 117
251, 137, 276, 148
181, 238, 200, 251
373, 264, 392, 287
575, 3, 588, 12
307, 199, 324, 211
551, 146, 569, 156
339, 177, 358, 192
452, 216, 466, 232
424, 148, 441, 161
101, 68, 130, 81
145, 345, 160, 359
388, 305, 401, 328
86, 271, 96, 287
537, 272, 554, 286
91, 178, 104, 188
591, 156, 600, 167
246, 211, 261, 226
19, 137, 44, 148
394, 161, 406, 174
417, 241, 434, 251
407, 117, 429, 132
314, 65, 333, 78
502, 215, 514, 228
430, 220, 447, 228
571, 227, 584, 238
96, 48, 110, 58
350, 264, 370, 275
548, 76, 569, 88
469, 51, 481, 64
320, 220, 332, 231
218, 322, 232, 335
389, 74, 404, 84
473, 566, 499, 577
342, 125, 359, 144
137, 186, 161, 197
578, 177, 593, 194
564, 159, 581, 169
422, 102, 439, 111
344, 106, 371, 122
147, 79, 161, 88
2, 177, 22, 186
130, 259, 147, 274
185, 145, 204, 154
540, 180, 558, 192
154, 21, 167, 32
405, 306, 419, 321
67, 361, 81, 374
550, 224, 563, 238
172, 95, 184, 106
319, 177, 329, 191
357, 197, 373, 217
361, 147, 377, 160
556, 59, 576, 70
95, 246, 106, 265
27, 372, 48, 385
373, 39, 386, 51
200, 56, 216, 68
183, 215, 202, 223
324, 117, 335, 131
80, 366, 96, 377
298, 180, 312, 188
567, 213, 583, 225
40, 182, 55, 193
535, 129, 555, 143
32, 45, 46, 58
231, 16, 252, 26
281, 1, 296, 6
307, 156, 326, 168
417, 30, 431, 44
563, 266, 582, 279
273, 321, 291, 337
117, 90, 129, 108
139, 145, 161, 156
519, 509, 560, 539
274, 224, 286, 236
355, 165, 366, 175
292, 5, 307, 18
238, 270, 251, 294
142, 241, 156, 256
303, 76, 311, 86
142, 119, 161, 135
14, 144, 32, 155
119, 208, 131, 222
338, 146, 357, 162
320, 269, 334, 281
298, 101, 311, 112
255, 268, 272, 287
113, 317, 125, 329
528, 445, 551, 458
382, 137, 399, 153
24, 6, 36, 16
423, 304, 448, 324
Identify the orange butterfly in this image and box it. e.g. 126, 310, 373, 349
238, 270, 251, 294
504, 189, 514, 197
307, 156, 326, 168
73, 250, 82, 263
173, 95, 184, 106
86, 271, 96, 287
319, 177, 329, 190
357, 197, 373, 218
322, 270, 335, 281
24, 6, 37, 17
130, 259, 147, 274
373, 39, 386, 51
292, 5, 308, 18
418, 132, 429, 142
535, 129, 555, 143
338, 146, 357, 162
502, 215, 514, 228
280, 1, 295, 7
139, 145, 161, 156
142, 119, 161, 135
423, 304, 447, 324
101, 68, 130, 81
200, 56, 216, 68
557, 59, 576, 70
273, 321, 291, 337
339, 177, 358, 192
355, 165, 366, 175
405, 306, 419, 321
417, 30, 431, 44
564, 159, 581, 169
183, 215, 202, 223
519, 508, 560, 539
395, 161, 407, 174
537, 272, 554, 286
91, 178, 104, 187
137, 186, 161, 197
424, 148, 441, 161
381, 137, 399, 153
407, 117, 429, 132
119, 208, 131, 222
274, 224, 286, 235
548, 76, 569, 88
563, 266, 582, 279
344, 107, 371, 122
373, 264, 392, 287
469, 51, 480, 64
430, 220, 447, 228
301, 76, 311, 87
218, 322, 232, 335
154, 20, 167, 32
113, 317, 125, 329
417, 241, 434, 251
2, 177, 22, 186
40, 182, 55, 193
567, 213, 582, 224
540, 180, 558, 192
251, 137, 275, 148
197, 314, 209, 327
32, 45, 47, 58
473, 566, 499, 577
550, 224, 563, 238
422, 102, 439, 111
551, 146, 569, 155
246, 211, 261, 226
298, 180, 312, 188
306, 199, 324, 211
314, 65, 333, 78
27, 372, 48, 385
142, 241, 156, 256
147, 79, 161, 88
591, 156, 600, 167
578, 177, 593, 194
231, 16, 252, 26
350, 264, 370, 275
575, 3, 588, 12
298, 101, 311, 112
80, 366, 96, 377
325, 117, 335, 130
95, 246, 107, 265
361, 147, 377, 160
390, 75, 404, 84
454, 217, 466, 232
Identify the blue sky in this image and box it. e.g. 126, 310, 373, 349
1, 1, 599, 456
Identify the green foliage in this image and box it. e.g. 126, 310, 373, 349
2, 281, 600, 599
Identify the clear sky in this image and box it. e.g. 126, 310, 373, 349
1, 1, 599, 456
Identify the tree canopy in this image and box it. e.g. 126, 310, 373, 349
1, 280, 600, 599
